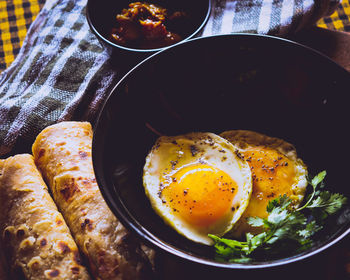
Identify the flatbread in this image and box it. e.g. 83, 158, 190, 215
32, 121, 154, 280
0, 154, 91, 280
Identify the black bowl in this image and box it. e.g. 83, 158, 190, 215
92, 34, 350, 270
86, 0, 211, 67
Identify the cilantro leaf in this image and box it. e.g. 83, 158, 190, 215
247, 216, 264, 227
297, 170, 327, 211
297, 220, 322, 239
266, 194, 291, 213
307, 191, 347, 213
209, 170, 347, 262
306, 191, 347, 222
311, 170, 327, 188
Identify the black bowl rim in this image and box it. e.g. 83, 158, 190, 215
86, 0, 212, 53
92, 33, 350, 270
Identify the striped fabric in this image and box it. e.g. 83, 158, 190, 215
202, 0, 339, 35
0, 0, 341, 157
0, 0, 348, 74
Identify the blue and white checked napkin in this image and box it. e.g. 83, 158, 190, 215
0, 0, 339, 156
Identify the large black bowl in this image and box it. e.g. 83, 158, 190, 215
92, 34, 350, 271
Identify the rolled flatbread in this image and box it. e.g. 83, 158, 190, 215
0, 154, 91, 280
32, 121, 154, 280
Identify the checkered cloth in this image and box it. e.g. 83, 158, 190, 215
318, 0, 350, 31
0, 0, 340, 157
0, 0, 45, 71
0, 0, 348, 74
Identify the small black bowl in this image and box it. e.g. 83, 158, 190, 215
92, 34, 350, 272
86, 0, 211, 68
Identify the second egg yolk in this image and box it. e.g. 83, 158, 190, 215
233, 147, 298, 236
244, 147, 297, 215
161, 164, 238, 228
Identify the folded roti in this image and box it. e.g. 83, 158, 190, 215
32, 121, 153, 280
0, 154, 91, 280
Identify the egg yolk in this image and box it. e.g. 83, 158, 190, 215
161, 164, 238, 228
240, 147, 297, 223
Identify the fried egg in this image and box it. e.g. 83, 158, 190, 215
143, 132, 252, 245
220, 130, 308, 238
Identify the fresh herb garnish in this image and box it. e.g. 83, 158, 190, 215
208, 171, 347, 262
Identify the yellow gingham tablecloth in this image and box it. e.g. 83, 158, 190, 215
0, 0, 349, 73
0, 0, 45, 71
318, 0, 350, 30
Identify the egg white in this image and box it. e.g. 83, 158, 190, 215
143, 132, 252, 245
